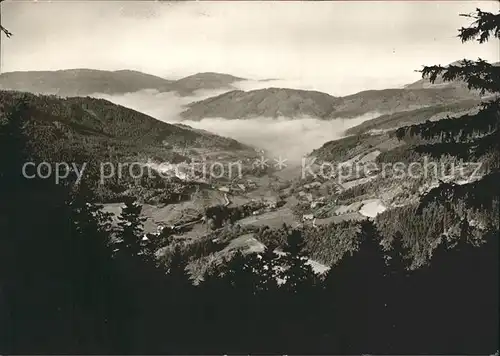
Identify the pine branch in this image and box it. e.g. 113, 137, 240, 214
458, 9, 500, 44
419, 59, 500, 94
1, 24, 12, 38
415, 11, 500, 94
0, 0, 13, 38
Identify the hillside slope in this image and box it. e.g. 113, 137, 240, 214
344, 99, 482, 135
330, 87, 480, 118
0, 90, 249, 154
181, 86, 481, 120
172, 72, 245, 96
305, 98, 498, 266
0, 90, 258, 202
181, 87, 341, 120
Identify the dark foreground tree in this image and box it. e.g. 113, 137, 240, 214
323, 220, 387, 353
0, 102, 130, 353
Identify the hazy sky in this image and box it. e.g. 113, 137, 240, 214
2, 0, 499, 95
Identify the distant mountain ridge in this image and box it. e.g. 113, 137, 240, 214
0, 69, 173, 96
0, 69, 245, 97
0, 65, 486, 122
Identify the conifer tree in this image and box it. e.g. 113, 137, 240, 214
273, 229, 320, 353
380, 232, 411, 352
384, 231, 408, 275
0, 99, 32, 353
223, 250, 256, 290
0, 98, 30, 195
217, 250, 261, 352
65, 182, 126, 353
254, 243, 280, 293
116, 197, 147, 258
167, 244, 192, 288
280, 229, 316, 293
324, 220, 386, 353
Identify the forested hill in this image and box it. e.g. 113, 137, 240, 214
181, 86, 481, 120
344, 99, 482, 135
0, 90, 250, 158
181, 87, 341, 120
171, 72, 245, 96
329, 86, 481, 118
0, 90, 256, 203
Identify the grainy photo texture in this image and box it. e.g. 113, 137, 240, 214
0, 0, 499, 354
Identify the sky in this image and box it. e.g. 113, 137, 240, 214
1, 0, 499, 96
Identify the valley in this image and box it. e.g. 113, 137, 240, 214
2, 3, 499, 354
1, 66, 497, 276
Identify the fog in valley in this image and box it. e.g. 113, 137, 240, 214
93, 87, 379, 162
181, 115, 376, 162
3, 0, 498, 161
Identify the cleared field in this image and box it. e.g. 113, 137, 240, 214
238, 207, 300, 229
359, 199, 387, 217
315, 212, 366, 225
220, 233, 266, 255
102, 187, 254, 234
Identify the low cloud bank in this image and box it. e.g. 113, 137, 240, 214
91, 87, 231, 121
181, 114, 379, 163
91, 87, 380, 162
